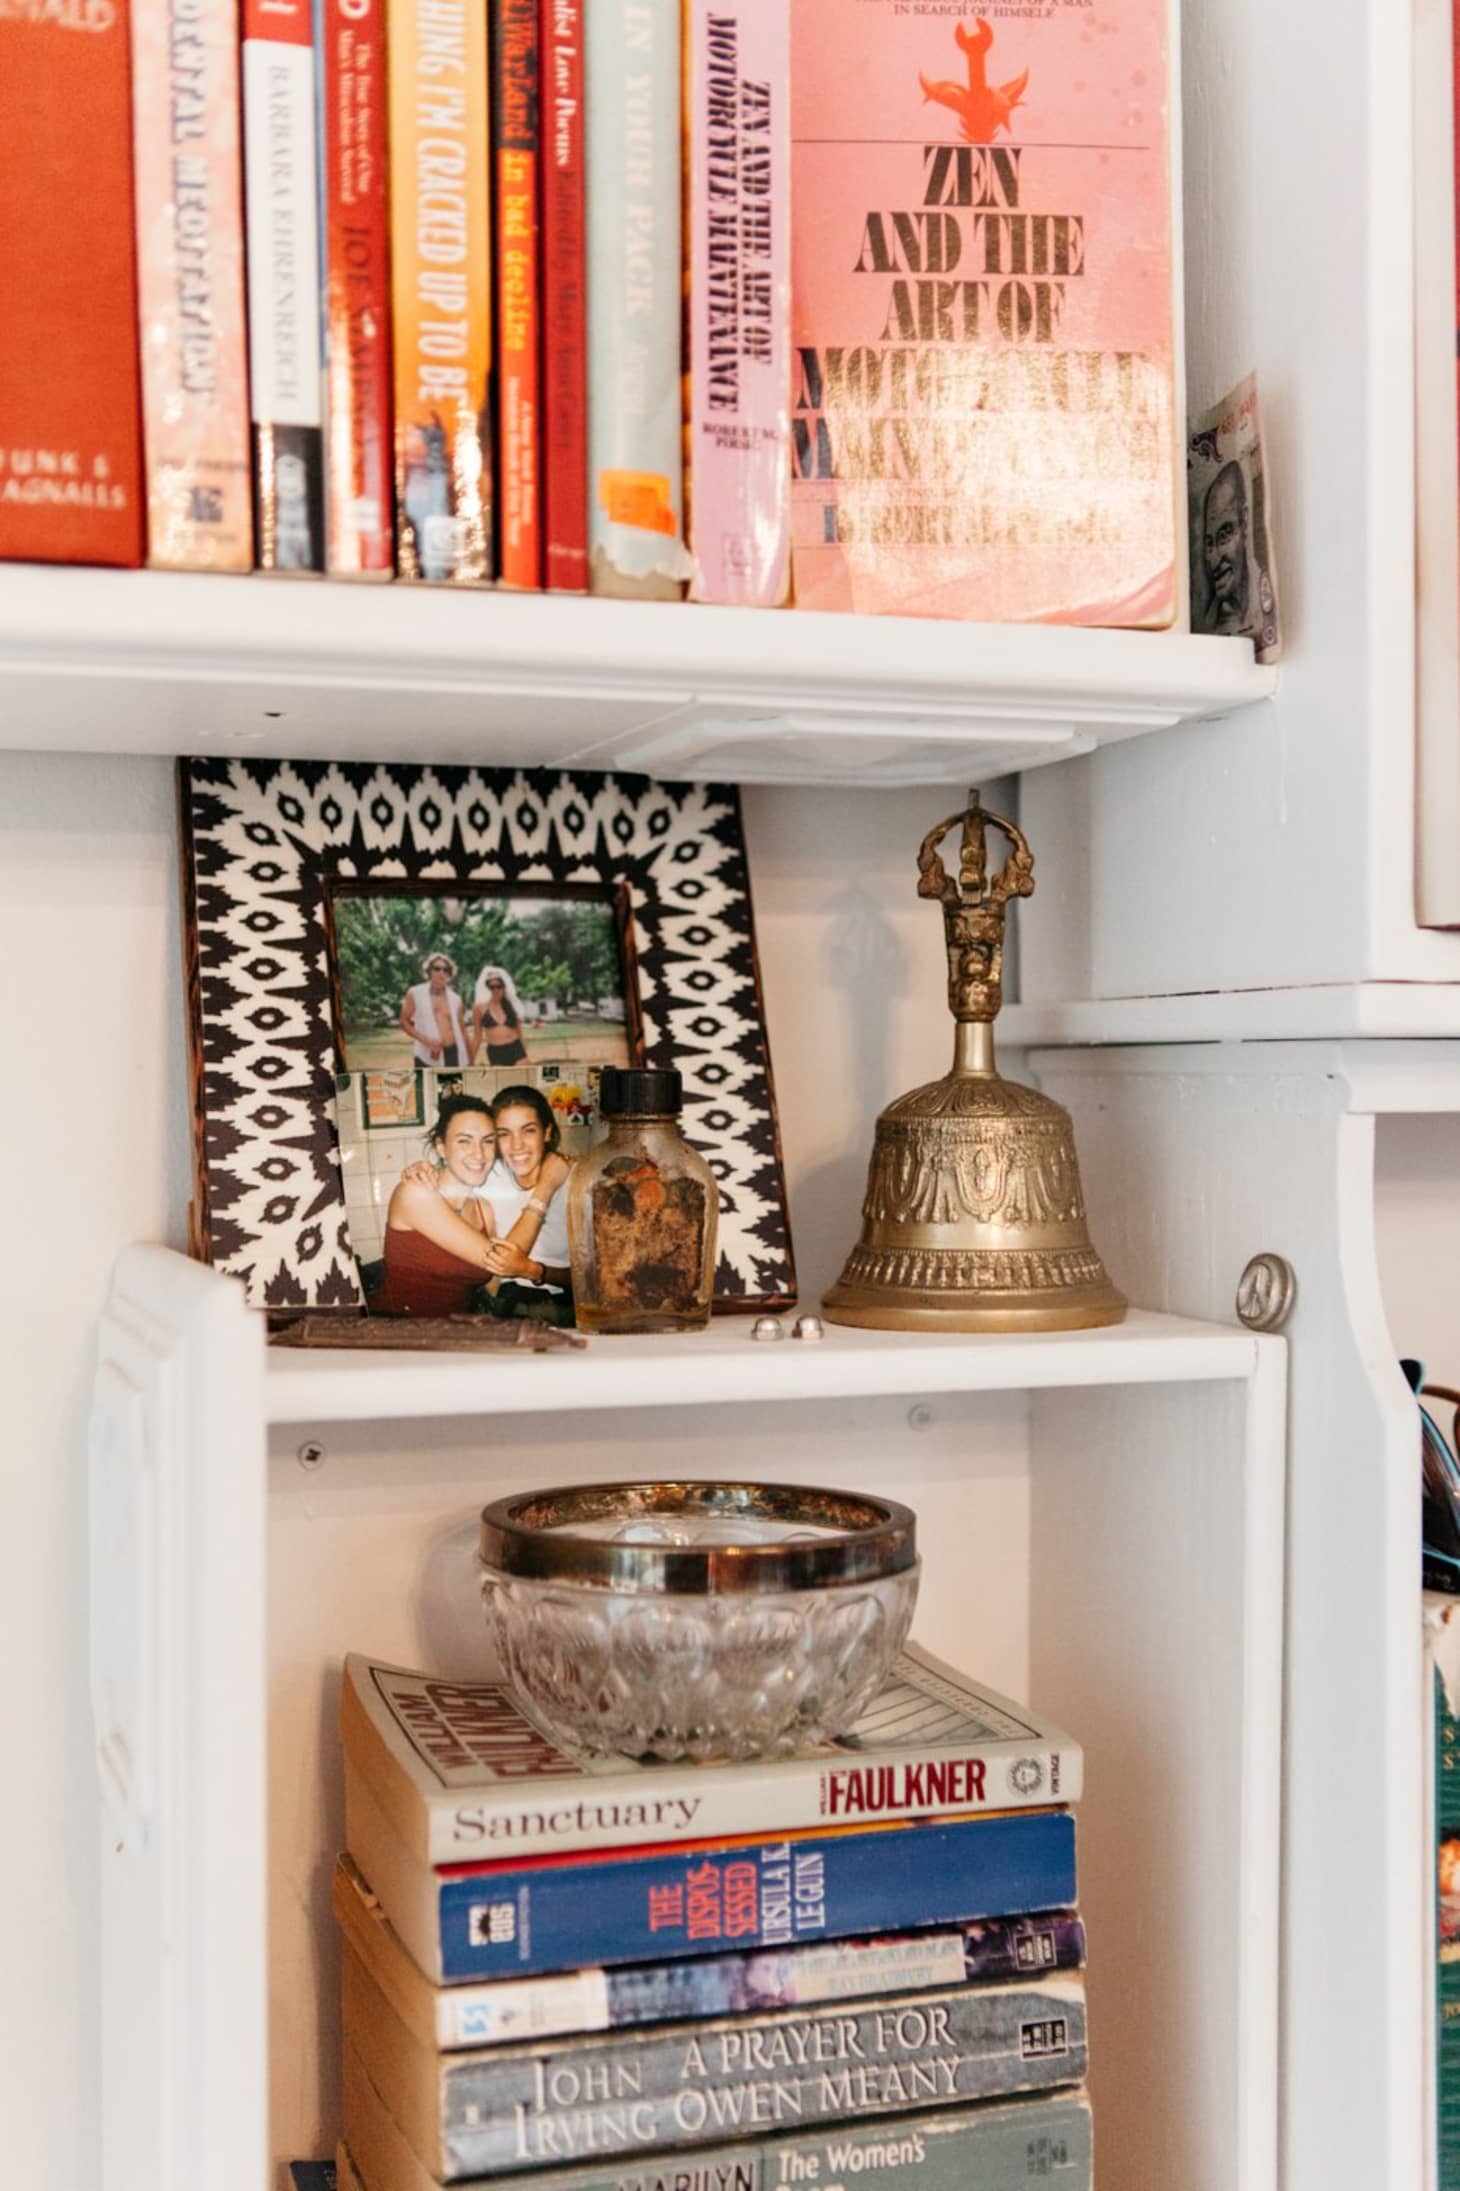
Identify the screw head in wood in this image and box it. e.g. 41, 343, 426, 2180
296, 1440, 326, 1468
1236, 1253, 1296, 1333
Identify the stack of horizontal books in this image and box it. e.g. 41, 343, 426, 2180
331, 1647, 1093, 2191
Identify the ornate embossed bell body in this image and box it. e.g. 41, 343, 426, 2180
823, 795, 1126, 1334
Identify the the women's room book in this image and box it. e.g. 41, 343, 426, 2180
791, 1, 1180, 623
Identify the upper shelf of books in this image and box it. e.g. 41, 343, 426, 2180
0, 567, 1274, 788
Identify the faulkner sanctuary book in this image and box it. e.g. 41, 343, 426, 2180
341, 1644, 1081, 1863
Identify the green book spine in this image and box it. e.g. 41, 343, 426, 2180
1437, 1662, 1460, 2185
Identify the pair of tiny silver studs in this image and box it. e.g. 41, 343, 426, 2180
750, 1313, 825, 1343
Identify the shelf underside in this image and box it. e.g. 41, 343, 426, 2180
264, 1306, 1259, 1425
0, 566, 1274, 786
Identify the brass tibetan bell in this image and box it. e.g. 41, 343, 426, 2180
823, 794, 1125, 1334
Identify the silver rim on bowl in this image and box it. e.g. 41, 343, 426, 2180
478, 1481, 918, 1596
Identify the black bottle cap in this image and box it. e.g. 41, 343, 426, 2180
600, 1066, 683, 1116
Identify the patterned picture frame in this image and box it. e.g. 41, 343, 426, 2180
179, 759, 797, 1314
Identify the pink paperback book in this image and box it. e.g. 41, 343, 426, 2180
686, 0, 791, 606
791, 5, 1178, 625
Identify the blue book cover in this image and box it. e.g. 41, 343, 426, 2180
434, 1810, 1075, 1982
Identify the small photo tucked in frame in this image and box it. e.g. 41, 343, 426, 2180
336, 1063, 613, 1330
359, 1068, 426, 1132
331, 885, 635, 1079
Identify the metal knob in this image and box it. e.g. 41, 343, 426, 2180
1236, 1253, 1296, 1333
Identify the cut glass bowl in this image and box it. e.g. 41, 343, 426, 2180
478, 1481, 920, 1762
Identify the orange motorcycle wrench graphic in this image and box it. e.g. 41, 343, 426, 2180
919, 19, 1028, 142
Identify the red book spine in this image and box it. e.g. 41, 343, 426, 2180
0, 0, 144, 565
538, 0, 585, 590
321, 0, 394, 574
495, 0, 542, 586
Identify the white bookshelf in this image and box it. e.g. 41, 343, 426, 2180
1029, 1039, 1457, 2191
0, 563, 1273, 786
1003, 982, 1460, 1047
43, 0, 1460, 2180
92, 1244, 1285, 2191
265, 1307, 1261, 1426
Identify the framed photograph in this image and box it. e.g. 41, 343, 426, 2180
179, 760, 796, 1319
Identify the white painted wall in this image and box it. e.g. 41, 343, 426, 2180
0, 754, 189, 2177
1017, 0, 1460, 1000
1374, 1113, 1460, 1376
0, 761, 1031, 2175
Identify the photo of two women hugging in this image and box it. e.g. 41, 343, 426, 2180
367, 1083, 575, 1327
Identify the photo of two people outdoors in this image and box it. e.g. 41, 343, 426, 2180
331, 888, 634, 1326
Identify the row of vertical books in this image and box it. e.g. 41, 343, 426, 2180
318, 1649, 1093, 2191
1429, 1593, 1460, 2187
2, 0, 1180, 622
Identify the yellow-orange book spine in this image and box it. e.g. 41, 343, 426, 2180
389, 0, 495, 581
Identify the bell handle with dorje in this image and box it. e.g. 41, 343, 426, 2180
916, 791, 1035, 1029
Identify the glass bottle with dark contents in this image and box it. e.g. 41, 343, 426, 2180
567, 1067, 718, 1334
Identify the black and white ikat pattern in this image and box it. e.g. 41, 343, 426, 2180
182, 759, 796, 1311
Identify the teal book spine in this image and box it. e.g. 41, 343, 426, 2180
1437, 1659, 1460, 2184
584, 0, 691, 595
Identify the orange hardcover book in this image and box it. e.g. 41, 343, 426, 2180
494, 0, 542, 587
0, 0, 144, 565
389, 0, 495, 582
131, 0, 254, 569
791, 6, 1177, 624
